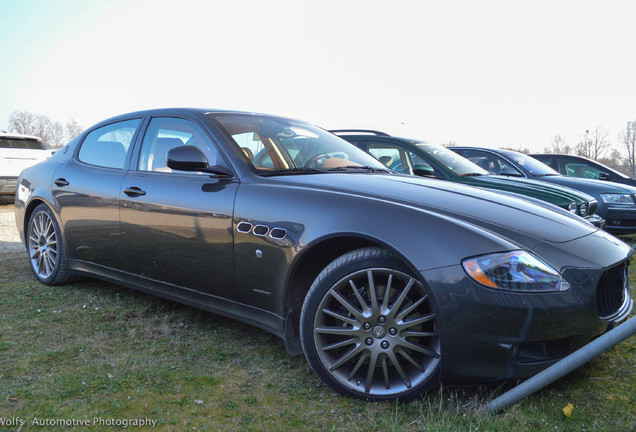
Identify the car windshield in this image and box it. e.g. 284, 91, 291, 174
499, 150, 559, 176
0, 138, 46, 150
414, 142, 488, 176
209, 114, 388, 174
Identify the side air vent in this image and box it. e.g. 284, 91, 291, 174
253, 225, 269, 236
270, 228, 287, 239
237, 222, 252, 233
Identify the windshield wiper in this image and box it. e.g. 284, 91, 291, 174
461, 172, 484, 176
327, 165, 393, 173
534, 173, 559, 177
259, 167, 326, 177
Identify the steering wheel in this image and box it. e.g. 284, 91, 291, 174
304, 153, 330, 168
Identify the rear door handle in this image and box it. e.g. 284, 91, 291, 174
53, 178, 69, 187
123, 187, 146, 197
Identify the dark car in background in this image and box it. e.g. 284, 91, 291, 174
530, 153, 636, 186
334, 130, 603, 227
15, 110, 633, 401
451, 147, 636, 234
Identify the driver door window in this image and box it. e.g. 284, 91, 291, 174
462, 150, 520, 175
562, 158, 605, 179
368, 143, 412, 174
138, 118, 221, 173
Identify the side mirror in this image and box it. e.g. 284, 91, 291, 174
598, 172, 611, 181
413, 164, 435, 177
167, 146, 233, 176
167, 145, 209, 171
499, 167, 523, 177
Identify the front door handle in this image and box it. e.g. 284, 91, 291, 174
53, 178, 69, 187
123, 187, 147, 197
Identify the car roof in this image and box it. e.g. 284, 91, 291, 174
88, 108, 313, 132
0, 132, 43, 142
329, 130, 426, 145
450, 146, 509, 151
530, 153, 608, 164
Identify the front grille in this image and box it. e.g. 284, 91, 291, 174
596, 262, 632, 322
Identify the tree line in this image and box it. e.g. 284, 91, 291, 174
543, 122, 636, 177
5, 110, 83, 148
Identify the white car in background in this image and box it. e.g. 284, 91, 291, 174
0, 132, 52, 196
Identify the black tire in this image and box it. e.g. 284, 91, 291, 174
26, 203, 73, 285
300, 247, 441, 401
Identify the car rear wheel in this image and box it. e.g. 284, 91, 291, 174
27, 204, 73, 285
300, 247, 441, 401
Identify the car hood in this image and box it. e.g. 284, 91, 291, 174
273, 173, 597, 244
537, 175, 636, 194
459, 174, 595, 205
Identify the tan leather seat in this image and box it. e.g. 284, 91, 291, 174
378, 156, 393, 167
242, 147, 254, 162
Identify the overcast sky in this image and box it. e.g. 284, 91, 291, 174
1, 0, 635, 152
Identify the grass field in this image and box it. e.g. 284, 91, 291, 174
0, 204, 634, 431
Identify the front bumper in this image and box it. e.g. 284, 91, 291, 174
602, 207, 636, 233
420, 232, 632, 385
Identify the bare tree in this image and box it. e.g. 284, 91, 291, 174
598, 148, 624, 168
64, 119, 84, 143
621, 120, 636, 178
543, 135, 572, 154
7, 110, 83, 148
49, 121, 65, 148
575, 126, 610, 160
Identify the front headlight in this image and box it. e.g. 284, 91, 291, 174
579, 202, 588, 216
568, 201, 577, 213
600, 193, 635, 205
462, 251, 570, 292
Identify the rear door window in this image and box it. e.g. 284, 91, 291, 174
78, 120, 141, 169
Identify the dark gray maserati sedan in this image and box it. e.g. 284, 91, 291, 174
14, 109, 634, 401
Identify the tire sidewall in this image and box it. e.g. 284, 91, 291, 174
27, 203, 69, 285
300, 247, 441, 401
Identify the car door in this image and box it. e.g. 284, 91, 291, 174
119, 116, 238, 298
53, 118, 142, 267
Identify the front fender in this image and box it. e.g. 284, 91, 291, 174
233, 179, 522, 323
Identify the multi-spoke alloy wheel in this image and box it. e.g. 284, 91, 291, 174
301, 248, 441, 401
27, 204, 72, 285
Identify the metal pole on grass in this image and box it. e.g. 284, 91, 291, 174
481, 314, 636, 414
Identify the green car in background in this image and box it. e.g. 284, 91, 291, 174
333, 130, 604, 227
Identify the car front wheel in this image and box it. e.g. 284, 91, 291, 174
300, 247, 441, 401
27, 204, 73, 285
